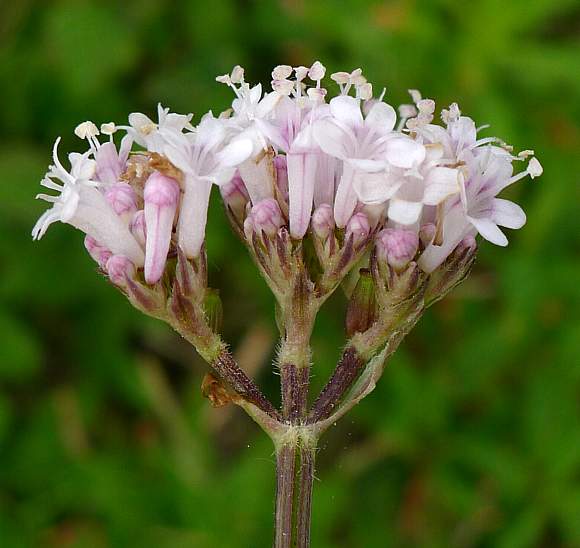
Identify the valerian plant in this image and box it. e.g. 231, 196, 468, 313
33, 62, 542, 547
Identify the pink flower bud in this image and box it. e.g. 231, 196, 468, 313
130, 210, 146, 248
243, 215, 255, 242
419, 223, 436, 246
250, 198, 284, 238
220, 171, 249, 218
311, 204, 335, 239
106, 254, 135, 286
143, 172, 180, 284
376, 228, 419, 271
274, 155, 289, 202
104, 182, 137, 221
84, 235, 111, 269
345, 212, 370, 246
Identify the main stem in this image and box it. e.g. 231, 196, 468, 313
274, 439, 317, 548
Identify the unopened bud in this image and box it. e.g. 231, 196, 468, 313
250, 198, 284, 238
424, 236, 477, 306
104, 182, 138, 221
143, 172, 180, 284
376, 228, 419, 271
346, 269, 376, 337
220, 171, 249, 219
311, 204, 335, 239
419, 223, 436, 246
84, 235, 111, 269
106, 254, 135, 286
345, 212, 370, 246
130, 210, 147, 247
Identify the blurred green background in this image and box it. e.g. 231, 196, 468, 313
1, 1, 579, 546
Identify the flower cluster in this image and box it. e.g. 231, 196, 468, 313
33, 62, 542, 289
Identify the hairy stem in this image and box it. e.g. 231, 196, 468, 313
275, 443, 296, 548
308, 346, 365, 423
274, 435, 317, 548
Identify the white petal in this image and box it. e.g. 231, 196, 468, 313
364, 102, 396, 133
388, 199, 423, 225
217, 139, 253, 167
423, 167, 460, 205
333, 164, 358, 228
257, 91, 282, 118
329, 95, 363, 128
178, 176, 213, 258
385, 138, 426, 169
468, 216, 508, 246
491, 198, 526, 229
353, 172, 400, 204
313, 119, 352, 160
346, 158, 386, 172
164, 144, 193, 175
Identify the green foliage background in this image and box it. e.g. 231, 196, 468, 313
1, 1, 579, 546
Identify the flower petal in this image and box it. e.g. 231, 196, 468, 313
313, 119, 352, 160
385, 138, 426, 169
423, 167, 460, 205
491, 198, 526, 229
388, 198, 423, 225
354, 172, 400, 204
468, 216, 508, 246
217, 139, 254, 167
329, 95, 363, 128
365, 102, 396, 133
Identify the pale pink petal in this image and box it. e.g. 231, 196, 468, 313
313, 119, 352, 160
288, 152, 317, 238
329, 95, 363, 128
385, 138, 426, 169
353, 172, 400, 204
333, 164, 358, 228
364, 102, 396, 133
468, 216, 508, 246
491, 198, 526, 229
422, 167, 460, 205
178, 175, 212, 258
388, 198, 423, 225
216, 139, 253, 168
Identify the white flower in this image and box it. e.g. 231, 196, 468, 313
32, 138, 145, 266
313, 94, 421, 227
163, 113, 253, 258
419, 148, 542, 272
354, 142, 461, 226
126, 103, 194, 153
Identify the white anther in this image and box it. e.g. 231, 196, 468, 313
527, 157, 543, 178
272, 65, 293, 80
398, 104, 418, 119
216, 74, 231, 85
358, 82, 373, 100
518, 149, 535, 159
294, 66, 309, 81
308, 61, 326, 81
417, 98, 435, 114
230, 65, 245, 84
331, 71, 350, 84
408, 89, 422, 104
74, 121, 99, 140
100, 122, 117, 135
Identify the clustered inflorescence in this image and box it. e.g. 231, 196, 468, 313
32, 61, 543, 546
32, 61, 543, 422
